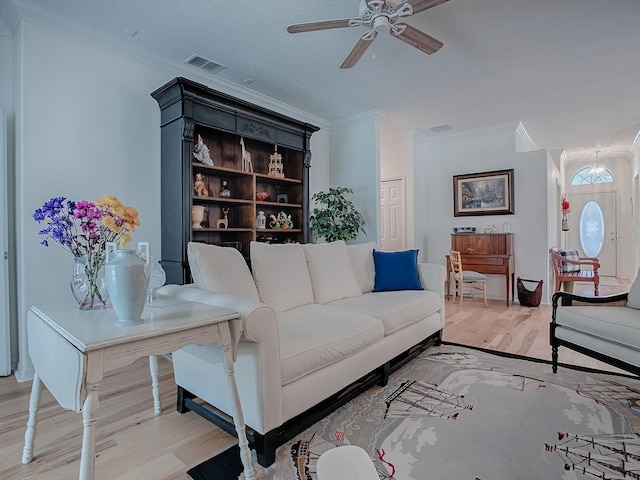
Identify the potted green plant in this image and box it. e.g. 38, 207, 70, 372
309, 187, 366, 242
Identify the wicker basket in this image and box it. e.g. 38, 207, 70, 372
517, 277, 543, 307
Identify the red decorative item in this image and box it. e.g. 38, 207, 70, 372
561, 194, 570, 231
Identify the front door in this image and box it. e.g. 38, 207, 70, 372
567, 191, 617, 277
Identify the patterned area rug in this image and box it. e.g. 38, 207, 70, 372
188, 343, 640, 480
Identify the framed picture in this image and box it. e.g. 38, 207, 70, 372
453, 169, 514, 216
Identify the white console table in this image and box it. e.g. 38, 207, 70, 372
21, 296, 256, 480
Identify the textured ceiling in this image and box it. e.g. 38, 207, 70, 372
9, 0, 640, 161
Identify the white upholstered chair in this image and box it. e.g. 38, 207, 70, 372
448, 249, 488, 307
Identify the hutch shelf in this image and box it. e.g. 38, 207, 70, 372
152, 77, 319, 284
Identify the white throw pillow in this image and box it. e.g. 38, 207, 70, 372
346, 241, 377, 294
250, 242, 314, 312
302, 241, 362, 304
187, 242, 259, 301
627, 268, 640, 309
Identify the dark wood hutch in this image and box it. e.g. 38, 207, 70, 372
151, 77, 319, 285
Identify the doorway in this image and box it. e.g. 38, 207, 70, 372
380, 178, 406, 251
566, 191, 617, 277
0, 110, 10, 375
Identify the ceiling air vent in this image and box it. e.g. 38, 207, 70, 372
430, 124, 452, 132
185, 55, 226, 75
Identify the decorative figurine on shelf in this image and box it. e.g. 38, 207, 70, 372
256, 211, 266, 229
216, 208, 229, 229
268, 145, 285, 178
256, 191, 269, 201
219, 180, 231, 198
269, 211, 293, 230
193, 134, 214, 166
240, 137, 253, 172
194, 173, 209, 197
274, 183, 287, 203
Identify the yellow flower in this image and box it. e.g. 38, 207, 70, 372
118, 233, 131, 248
102, 215, 117, 231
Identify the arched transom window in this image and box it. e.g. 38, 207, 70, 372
570, 167, 614, 185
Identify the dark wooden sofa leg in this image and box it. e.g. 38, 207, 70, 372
254, 431, 278, 467
551, 345, 559, 373
176, 386, 195, 413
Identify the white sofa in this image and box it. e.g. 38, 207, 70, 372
159, 240, 446, 466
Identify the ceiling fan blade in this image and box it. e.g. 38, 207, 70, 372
393, 24, 443, 55
404, 0, 449, 14
287, 19, 353, 34
340, 32, 378, 69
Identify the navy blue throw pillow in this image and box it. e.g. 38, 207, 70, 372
372, 249, 423, 292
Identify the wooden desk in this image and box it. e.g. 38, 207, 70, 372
446, 254, 515, 305
22, 296, 256, 480
447, 233, 515, 306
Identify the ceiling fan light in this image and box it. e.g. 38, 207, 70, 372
372, 15, 390, 33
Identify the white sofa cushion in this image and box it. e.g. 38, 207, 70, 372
346, 241, 377, 294
187, 242, 259, 301
250, 242, 314, 313
328, 290, 442, 335
277, 304, 384, 385
302, 241, 362, 304
627, 268, 640, 309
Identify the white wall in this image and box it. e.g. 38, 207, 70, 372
379, 116, 415, 250
328, 111, 382, 244
10, 17, 330, 381
632, 132, 640, 276
420, 122, 551, 302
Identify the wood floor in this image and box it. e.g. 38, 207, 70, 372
0, 278, 631, 479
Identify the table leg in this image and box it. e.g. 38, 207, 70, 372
506, 273, 510, 306
22, 373, 43, 464
149, 355, 161, 413
221, 341, 256, 480
79, 384, 99, 480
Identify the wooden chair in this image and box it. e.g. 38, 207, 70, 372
549, 248, 600, 296
448, 250, 488, 307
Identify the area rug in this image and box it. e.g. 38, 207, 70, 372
188, 343, 640, 480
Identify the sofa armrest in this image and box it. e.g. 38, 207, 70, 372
158, 284, 279, 348
418, 263, 447, 297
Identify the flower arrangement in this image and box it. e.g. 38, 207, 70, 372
34, 195, 140, 309
561, 194, 571, 216
560, 194, 570, 231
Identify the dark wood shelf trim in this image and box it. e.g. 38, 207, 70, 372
193, 228, 254, 233
256, 201, 302, 208
193, 196, 254, 205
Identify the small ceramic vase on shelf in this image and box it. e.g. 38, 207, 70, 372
192, 205, 205, 229
105, 242, 150, 326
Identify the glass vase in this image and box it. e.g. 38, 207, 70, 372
70, 255, 108, 310
562, 213, 569, 231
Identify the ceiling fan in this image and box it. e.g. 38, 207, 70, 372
287, 0, 448, 69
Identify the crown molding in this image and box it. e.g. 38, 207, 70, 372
420, 120, 527, 145
631, 129, 640, 154
0, 0, 19, 34
6, 0, 330, 130
329, 109, 386, 131
515, 122, 538, 151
